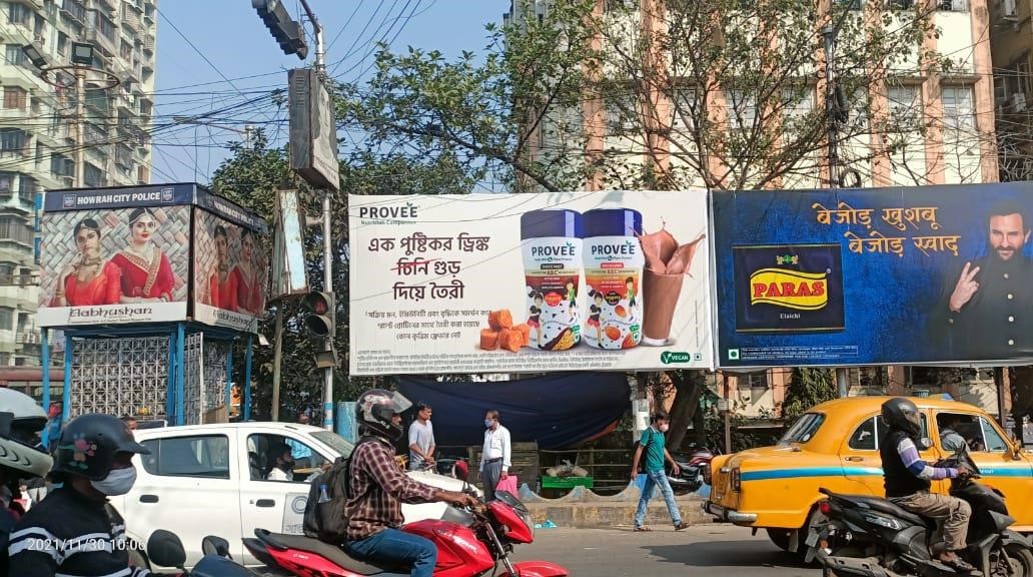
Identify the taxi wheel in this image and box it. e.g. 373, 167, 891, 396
766, 528, 792, 552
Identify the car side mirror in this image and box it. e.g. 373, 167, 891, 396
147, 530, 186, 570
202, 535, 232, 559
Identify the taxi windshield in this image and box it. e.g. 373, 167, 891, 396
778, 413, 825, 445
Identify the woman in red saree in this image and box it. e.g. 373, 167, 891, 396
51, 218, 121, 307
233, 229, 264, 314
206, 225, 239, 310
111, 208, 176, 303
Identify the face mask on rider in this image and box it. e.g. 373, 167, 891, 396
484, 419, 494, 429
90, 466, 137, 496
658, 423, 670, 433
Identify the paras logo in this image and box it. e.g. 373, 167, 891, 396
749, 268, 829, 311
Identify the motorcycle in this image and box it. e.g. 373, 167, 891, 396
144, 530, 260, 577
666, 445, 716, 494
810, 448, 1033, 577
242, 477, 568, 577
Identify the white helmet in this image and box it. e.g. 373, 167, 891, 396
0, 388, 53, 478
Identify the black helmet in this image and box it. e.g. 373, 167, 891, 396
881, 397, 922, 438
53, 413, 150, 481
356, 389, 412, 441
0, 388, 53, 479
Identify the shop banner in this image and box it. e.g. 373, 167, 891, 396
349, 191, 713, 375
712, 183, 1033, 367
38, 204, 190, 326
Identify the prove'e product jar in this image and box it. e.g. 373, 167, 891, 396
582, 208, 644, 350
520, 209, 583, 351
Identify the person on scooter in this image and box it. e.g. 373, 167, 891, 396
6, 412, 174, 577
880, 398, 975, 572
344, 389, 479, 577
0, 389, 53, 577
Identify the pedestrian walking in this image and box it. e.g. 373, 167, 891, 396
479, 409, 511, 502
630, 410, 688, 532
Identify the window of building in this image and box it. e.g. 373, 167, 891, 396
0, 129, 27, 154
51, 153, 72, 176
83, 162, 104, 187
726, 89, 758, 131
96, 12, 116, 41
0, 216, 32, 244
0, 172, 14, 195
782, 86, 815, 121
8, 3, 30, 26
938, 0, 967, 10
0, 307, 14, 330
140, 435, 231, 479
887, 85, 922, 127
0, 263, 14, 280
19, 175, 35, 203
4, 87, 26, 110
57, 32, 68, 55
137, 165, 149, 184
0, 353, 10, 366
120, 39, 132, 60
5, 44, 27, 67
738, 371, 769, 389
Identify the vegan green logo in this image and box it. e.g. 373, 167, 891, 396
661, 351, 691, 364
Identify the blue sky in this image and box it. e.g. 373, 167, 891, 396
152, 0, 508, 184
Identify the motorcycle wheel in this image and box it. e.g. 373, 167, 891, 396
1005, 544, 1033, 577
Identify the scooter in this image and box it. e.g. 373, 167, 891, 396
143, 530, 261, 577
810, 448, 1033, 577
243, 478, 568, 577
667, 445, 716, 494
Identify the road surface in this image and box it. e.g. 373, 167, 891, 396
512, 524, 822, 576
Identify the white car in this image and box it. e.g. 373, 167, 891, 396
113, 422, 475, 570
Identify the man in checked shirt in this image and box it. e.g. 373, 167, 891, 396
343, 389, 479, 577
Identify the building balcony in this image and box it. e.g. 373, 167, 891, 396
143, 34, 154, 54
16, 331, 39, 345
60, 0, 86, 25
86, 27, 118, 58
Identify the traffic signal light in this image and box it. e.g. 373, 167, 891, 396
301, 291, 334, 337
252, 0, 308, 60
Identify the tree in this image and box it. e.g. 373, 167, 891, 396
781, 368, 838, 423
208, 130, 478, 421
338, 0, 967, 428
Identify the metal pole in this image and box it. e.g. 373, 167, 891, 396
75, 67, 85, 187
271, 305, 284, 421
297, 0, 334, 430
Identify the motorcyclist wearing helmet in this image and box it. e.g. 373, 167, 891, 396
0, 389, 53, 577
880, 398, 975, 572
7, 413, 169, 577
343, 389, 479, 577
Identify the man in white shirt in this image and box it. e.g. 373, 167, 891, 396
479, 409, 511, 501
408, 402, 436, 471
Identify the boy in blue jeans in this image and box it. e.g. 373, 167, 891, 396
630, 410, 689, 532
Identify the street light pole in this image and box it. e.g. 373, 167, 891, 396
74, 68, 85, 188
297, 0, 334, 432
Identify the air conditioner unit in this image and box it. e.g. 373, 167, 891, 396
1012, 92, 1027, 112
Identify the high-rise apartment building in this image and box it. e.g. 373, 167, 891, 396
0, 0, 156, 366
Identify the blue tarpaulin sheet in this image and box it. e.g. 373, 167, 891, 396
396, 373, 630, 450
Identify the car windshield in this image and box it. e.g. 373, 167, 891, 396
779, 413, 826, 445
310, 431, 355, 458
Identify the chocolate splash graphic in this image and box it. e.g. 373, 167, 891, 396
637, 226, 706, 345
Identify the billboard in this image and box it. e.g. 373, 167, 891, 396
289, 68, 339, 191
349, 191, 713, 376
193, 209, 269, 333
40, 183, 269, 331
39, 187, 191, 326
713, 182, 1033, 367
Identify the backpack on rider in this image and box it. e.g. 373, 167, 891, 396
302, 436, 375, 544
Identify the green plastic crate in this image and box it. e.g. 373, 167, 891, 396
540, 476, 594, 489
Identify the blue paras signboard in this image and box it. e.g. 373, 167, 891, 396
712, 182, 1033, 368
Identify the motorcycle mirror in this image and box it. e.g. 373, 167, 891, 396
147, 530, 187, 570
917, 437, 933, 451
201, 535, 232, 559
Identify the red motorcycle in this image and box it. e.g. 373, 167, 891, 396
243, 489, 568, 577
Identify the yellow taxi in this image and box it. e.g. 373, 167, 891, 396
704, 396, 1033, 554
